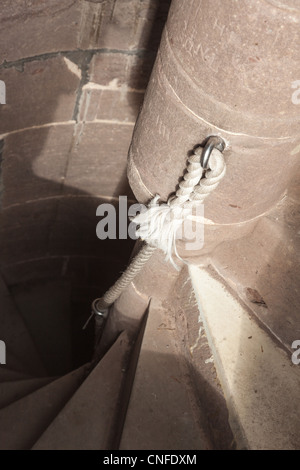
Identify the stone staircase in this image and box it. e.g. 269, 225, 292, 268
0, 270, 216, 450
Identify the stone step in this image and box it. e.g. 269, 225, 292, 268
0, 363, 89, 450
33, 328, 143, 450
11, 278, 73, 376
119, 298, 211, 450
189, 265, 300, 450
0, 376, 57, 409
0, 367, 33, 382
0, 349, 40, 377
0, 275, 46, 376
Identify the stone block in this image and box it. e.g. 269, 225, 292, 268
90, 52, 153, 90
1, 124, 75, 207
0, 199, 58, 265
0, 0, 170, 64
65, 123, 134, 198
78, 52, 153, 124
79, 0, 170, 52
79, 0, 139, 51
79, 88, 144, 123
0, 1, 82, 63
0, 56, 79, 135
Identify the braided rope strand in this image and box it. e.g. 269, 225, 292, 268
95, 143, 226, 310
190, 147, 226, 203
169, 153, 203, 206
96, 243, 156, 310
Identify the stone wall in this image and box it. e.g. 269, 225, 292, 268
0, 0, 170, 292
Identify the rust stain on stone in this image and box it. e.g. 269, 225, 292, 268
246, 288, 268, 308
31, 68, 44, 75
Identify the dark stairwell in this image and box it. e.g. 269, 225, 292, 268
0, 0, 236, 450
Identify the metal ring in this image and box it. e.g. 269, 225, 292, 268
92, 298, 108, 317
201, 136, 226, 169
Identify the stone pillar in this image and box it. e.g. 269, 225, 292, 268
128, 0, 300, 255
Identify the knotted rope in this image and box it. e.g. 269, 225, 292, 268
133, 146, 226, 266
93, 143, 226, 312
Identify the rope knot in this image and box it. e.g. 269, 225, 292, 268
131, 144, 226, 267
91, 136, 227, 315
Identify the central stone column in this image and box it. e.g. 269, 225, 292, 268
128, 0, 300, 255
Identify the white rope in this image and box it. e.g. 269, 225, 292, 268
189, 147, 226, 203
133, 147, 226, 267
94, 144, 226, 310
169, 152, 203, 205
96, 243, 156, 310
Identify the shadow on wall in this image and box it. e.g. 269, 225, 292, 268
211, 157, 300, 354
226, 177, 300, 448
247, 167, 300, 353
236, 162, 300, 447
207, 157, 300, 448
0, 0, 171, 372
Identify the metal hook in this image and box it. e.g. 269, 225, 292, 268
91, 298, 109, 318
82, 298, 108, 330
201, 136, 226, 169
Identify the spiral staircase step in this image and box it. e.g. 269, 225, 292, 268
0, 376, 57, 409
0, 368, 34, 382
32, 329, 141, 450
0, 275, 46, 377
0, 363, 89, 450
120, 299, 210, 450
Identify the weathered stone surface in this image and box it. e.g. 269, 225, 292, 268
211, 198, 300, 352
65, 123, 134, 197
128, 0, 300, 230
165, 0, 300, 127
78, 0, 155, 51
0, 364, 88, 450
0, 191, 134, 299
190, 265, 300, 450
80, 88, 144, 123
128, 55, 299, 217
131, 0, 171, 52
172, 267, 235, 449
32, 332, 132, 450
0, 1, 82, 63
120, 298, 210, 450
0, 0, 164, 296
0, 56, 79, 135
77, 51, 152, 123
0, 0, 171, 64
90, 52, 153, 90
0, 376, 55, 409
1, 125, 75, 207
78, 0, 136, 51
90, 53, 130, 86
0, 199, 58, 265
